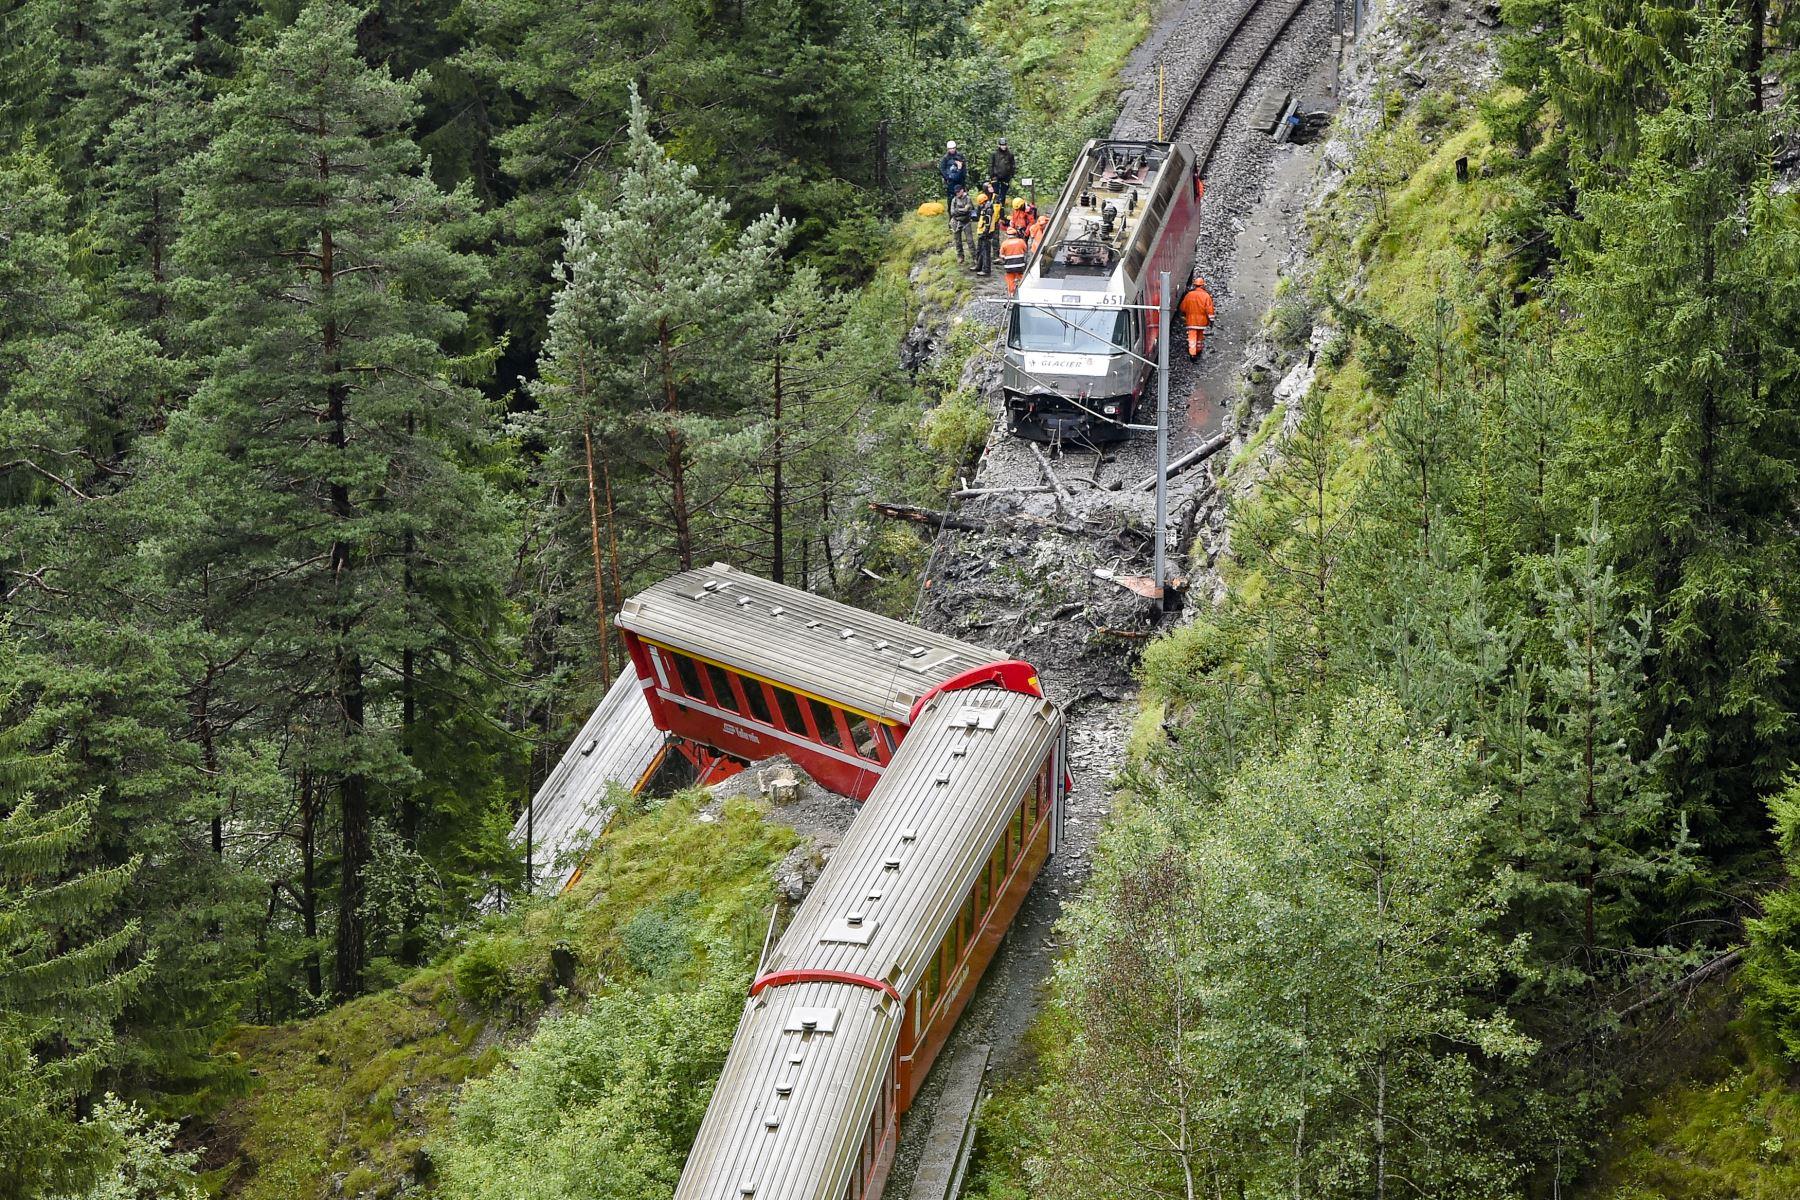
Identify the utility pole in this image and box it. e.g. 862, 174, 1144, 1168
1155, 270, 1170, 602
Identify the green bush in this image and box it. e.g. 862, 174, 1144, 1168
1744, 779, 1800, 1063
921, 387, 990, 480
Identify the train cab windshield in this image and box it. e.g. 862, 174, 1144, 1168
1008, 304, 1128, 356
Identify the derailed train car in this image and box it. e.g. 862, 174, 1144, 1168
675, 686, 1066, 1200
1002, 139, 1204, 444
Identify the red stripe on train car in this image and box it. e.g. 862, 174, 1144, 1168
905, 660, 1044, 723
748, 968, 903, 1004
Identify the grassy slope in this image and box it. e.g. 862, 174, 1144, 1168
1578, 1016, 1800, 1200
204, 794, 795, 1199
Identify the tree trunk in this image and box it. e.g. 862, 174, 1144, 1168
659, 317, 693, 569
771, 343, 785, 584
320, 208, 368, 1001
301, 773, 322, 1000
584, 418, 613, 678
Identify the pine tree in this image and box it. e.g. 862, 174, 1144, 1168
168, 0, 511, 999
533, 90, 786, 578
0, 688, 147, 1200
1554, 10, 1800, 865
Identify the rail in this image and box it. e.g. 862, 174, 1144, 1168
1164, 0, 1315, 172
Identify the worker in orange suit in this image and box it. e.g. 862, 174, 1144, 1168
1178, 275, 1215, 361
998, 228, 1030, 295
1027, 210, 1050, 254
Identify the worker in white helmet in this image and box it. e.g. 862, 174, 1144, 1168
939, 140, 968, 205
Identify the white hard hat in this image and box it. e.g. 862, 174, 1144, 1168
946, 140, 957, 150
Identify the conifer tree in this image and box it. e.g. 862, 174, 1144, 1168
0, 690, 147, 1200
1554, 11, 1800, 863
534, 90, 786, 578
168, 0, 510, 999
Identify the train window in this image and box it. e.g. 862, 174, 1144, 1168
848, 715, 879, 760
703, 663, 740, 713
775, 687, 806, 733
673, 654, 703, 697
961, 893, 976, 952
1009, 303, 1129, 356
925, 953, 942, 1013
742, 679, 774, 726
809, 699, 845, 749
1005, 811, 1020, 867
976, 863, 991, 918
1017, 798, 1030, 852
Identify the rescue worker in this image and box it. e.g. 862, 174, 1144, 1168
1027, 206, 1050, 254
1179, 275, 1216, 361
1008, 199, 1032, 237
988, 137, 1016, 209
973, 192, 1001, 276
949, 185, 976, 263
939, 141, 968, 205
999, 226, 1030, 295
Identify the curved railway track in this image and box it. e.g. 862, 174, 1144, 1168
1163, 0, 1315, 169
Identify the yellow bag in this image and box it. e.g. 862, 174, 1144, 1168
917, 200, 947, 217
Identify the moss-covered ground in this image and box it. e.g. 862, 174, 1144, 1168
203, 793, 795, 1199
1579, 1018, 1800, 1200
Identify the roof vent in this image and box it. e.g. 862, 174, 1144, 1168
580, 738, 598, 756
703, 580, 720, 592
739, 1184, 756, 1197
909, 646, 928, 658
805, 619, 821, 629
737, 596, 754, 607
776, 1082, 794, 1097
934, 770, 952, 785
785, 1006, 840, 1034
900, 829, 917, 843
823, 915, 879, 945
770, 605, 786, 617
883, 856, 901, 871
764, 1114, 781, 1130
839, 628, 856, 640
875, 639, 891, 651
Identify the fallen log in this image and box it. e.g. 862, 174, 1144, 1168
1133, 431, 1233, 492
868, 502, 988, 533
950, 485, 1054, 498
870, 501, 1103, 541
1028, 442, 1075, 512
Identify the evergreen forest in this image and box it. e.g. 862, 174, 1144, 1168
3, 0, 1800, 1197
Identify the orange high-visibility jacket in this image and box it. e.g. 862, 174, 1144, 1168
999, 234, 1029, 272
1179, 284, 1215, 329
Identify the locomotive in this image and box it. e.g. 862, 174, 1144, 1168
1002, 138, 1204, 445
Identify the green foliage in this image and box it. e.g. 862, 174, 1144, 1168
210, 793, 793, 1199
1043, 694, 1530, 1200
921, 386, 991, 481
0, 690, 149, 1200
166, 0, 516, 1000
436, 962, 746, 1200
1744, 780, 1800, 1065
51, 1095, 205, 1200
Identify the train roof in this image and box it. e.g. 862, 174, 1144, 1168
674, 688, 1060, 1200
617, 563, 1013, 724
676, 979, 899, 1200
509, 669, 663, 893
762, 687, 1058, 992
1020, 138, 1193, 300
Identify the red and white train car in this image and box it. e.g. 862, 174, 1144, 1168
616, 563, 1043, 799
675, 684, 1067, 1200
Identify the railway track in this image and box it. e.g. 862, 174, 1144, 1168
1164, 0, 1316, 171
